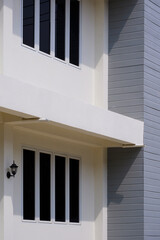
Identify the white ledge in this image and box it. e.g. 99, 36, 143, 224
0, 75, 144, 146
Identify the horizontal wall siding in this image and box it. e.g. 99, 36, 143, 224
108, 0, 144, 120
108, 148, 144, 240
144, 1, 160, 239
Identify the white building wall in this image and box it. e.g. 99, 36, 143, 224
0, 126, 106, 240
94, 148, 107, 240
94, 0, 108, 108
2, 0, 95, 104
2, 0, 108, 107
0, 0, 4, 73
0, 124, 4, 240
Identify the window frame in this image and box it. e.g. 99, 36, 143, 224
21, 147, 81, 224
21, 0, 81, 68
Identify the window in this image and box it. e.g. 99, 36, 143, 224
69, 158, 79, 222
70, 0, 80, 66
55, 155, 66, 222
23, 0, 35, 48
40, 152, 51, 221
55, 0, 66, 60
23, 149, 80, 223
40, 0, 51, 54
22, 0, 80, 66
23, 149, 35, 220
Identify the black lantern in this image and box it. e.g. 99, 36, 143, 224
7, 161, 18, 178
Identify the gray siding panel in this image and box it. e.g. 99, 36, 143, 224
144, 0, 160, 239
108, 148, 144, 240
108, 0, 144, 120
108, 0, 160, 239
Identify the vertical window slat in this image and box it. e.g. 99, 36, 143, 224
40, 153, 51, 221
23, 0, 35, 48
69, 158, 79, 223
55, 0, 66, 60
70, 0, 80, 66
40, 0, 51, 54
55, 155, 66, 222
23, 149, 35, 220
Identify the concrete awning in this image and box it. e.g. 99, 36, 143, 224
0, 75, 144, 147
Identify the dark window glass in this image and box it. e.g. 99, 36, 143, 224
23, 149, 35, 220
23, 0, 35, 48
55, 0, 65, 60
69, 158, 79, 222
70, 0, 79, 66
40, 0, 51, 54
55, 156, 66, 222
40, 153, 51, 221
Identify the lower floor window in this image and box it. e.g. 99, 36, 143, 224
23, 149, 80, 223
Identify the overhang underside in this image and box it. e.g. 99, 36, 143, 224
0, 110, 143, 148
0, 75, 144, 148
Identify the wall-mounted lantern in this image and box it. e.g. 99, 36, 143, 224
7, 161, 18, 178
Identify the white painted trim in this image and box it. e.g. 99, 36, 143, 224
51, 0, 55, 56
35, 0, 39, 51
35, 149, 39, 221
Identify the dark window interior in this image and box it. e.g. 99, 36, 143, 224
23, 149, 35, 220
55, 0, 65, 60
40, 152, 51, 221
69, 158, 79, 222
23, 0, 35, 48
40, 0, 51, 54
55, 155, 66, 222
70, 0, 79, 66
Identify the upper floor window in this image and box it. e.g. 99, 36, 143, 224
23, 0, 35, 48
22, 0, 80, 66
40, 0, 51, 54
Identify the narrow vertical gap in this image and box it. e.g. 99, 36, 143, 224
40, 0, 51, 54
55, 155, 66, 222
23, 149, 35, 220
40, 152, 51, 221
23, 0, 35, 47
55, 0, 66, 60
69, 0, 79, 66
69, 158, 79, 222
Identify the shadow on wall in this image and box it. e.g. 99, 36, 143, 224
108, 0, 141, 54
107, 147, 143, 206
108, 0, 144, 121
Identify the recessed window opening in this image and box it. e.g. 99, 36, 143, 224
70, 0, 80, 66
55, 155, 66, 222
40, 152, 51, 221
69, 158, 79, 222
23, 0, 35, 48
55, 0, 66, 60
40, 0, 51, 54
22, 149, 80, 224
23, 149, 35, 220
